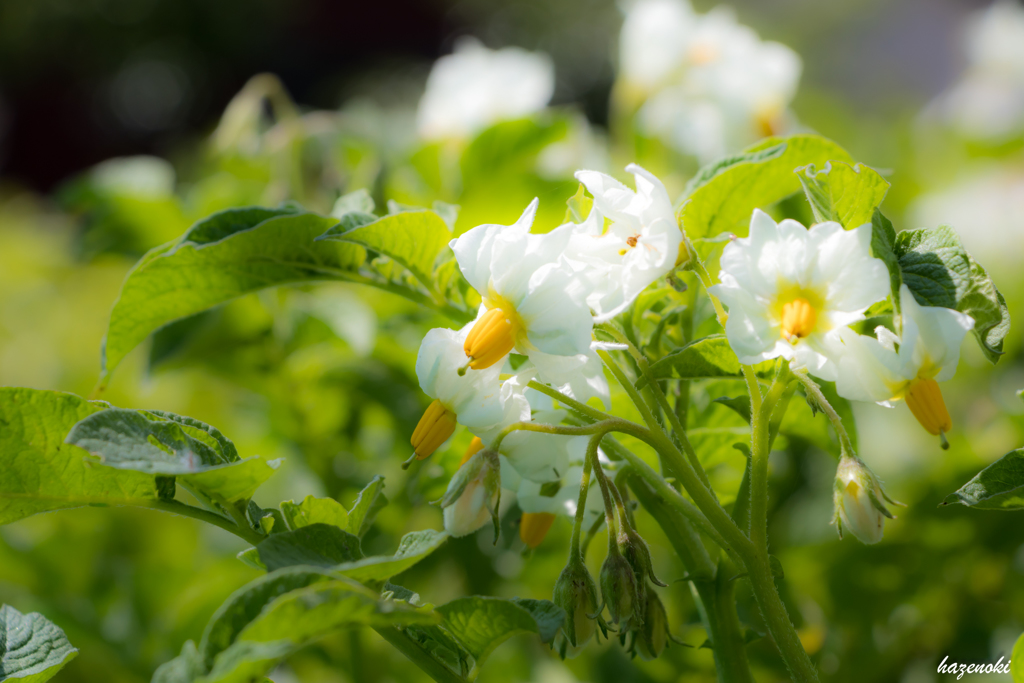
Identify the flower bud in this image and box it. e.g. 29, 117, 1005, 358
600, 552, 640, 628
441, 449, 502, 538
553, 555, 600, 648
619, 524, 667, 588
634, 588, 669, 661
833, 456, 894, 545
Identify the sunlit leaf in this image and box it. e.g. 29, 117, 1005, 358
256, 524, 363, 571
435, 596, 564, 670
346, 475, 387, 538
944, 448, 1024, 510
280, 495, 349, 531
795, 161, 890, 229
641, 335, 773, 385
333, 529, 448, 583
0, 604, 78, 683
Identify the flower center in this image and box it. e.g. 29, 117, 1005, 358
411, 399, 457, 459
464, 302, 523, 370
780, 298, 817, 341
519, 512, 556, 549
626, 235, 639, 248
904, 377, 952, 437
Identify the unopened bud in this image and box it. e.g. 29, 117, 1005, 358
553, 556, 600, 649
600, 553, 640, 628
635, 589, 669, 660
619, 525, 667, 588
833, 455, 894, 545
441, 450, 502, 539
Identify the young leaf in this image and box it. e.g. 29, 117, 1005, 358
255, 524, 363, 571
795, 161, 890, 229
65, 408, 280, 503
0, 604, 78, 683
100, 209, 365, 384
317, 210, 452, 293
869, 210, 903, 309
435, 597, 565, 672
346, 475, 387, 538
943, 448, 1024, 509
640, 335, 773, 385
280, 495, 349, 531
152, 640, 205, 683
893, 224, 1010, 363
0, 388, 163, 525
331, 188, 375, 217
333, 529, 449, 584
681, 135, 853, 240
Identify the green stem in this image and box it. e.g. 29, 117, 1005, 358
140, 500, 264, 545
526, 380, 615, 423
793, 371, 855, 455
745, 363, 818, 683
570, 434, 600, 556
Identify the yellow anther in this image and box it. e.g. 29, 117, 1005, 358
519, 512, 556, 549
464, 307, 518, 370
904, 377, 952, 437
460, 436, 485, 466
410, 399, 457, 460
780, 297, 817, 341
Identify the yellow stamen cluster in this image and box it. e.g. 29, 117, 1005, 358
904, 377, 952, 436
464, 307, 518, 370
520, 512, 556, 549
411, 399, 458, 459
780, 297, 817, 341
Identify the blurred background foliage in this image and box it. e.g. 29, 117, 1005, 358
2, 0, 1024, 682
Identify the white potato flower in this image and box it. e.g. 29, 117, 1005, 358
568, 164, 683, 321
441, 448, 503, 538
452, 199, 594, 371
619, 0, 802, 161
411, 325, 528, 459
709, 210, 889, 380
416, 37, 555, 142
835, 285, 974, 439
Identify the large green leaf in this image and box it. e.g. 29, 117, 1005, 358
795, 161, 890, 229
641, 335, 773, 385
943, 448, 1024, 510
435, 597, 564, 672
333, 529, 448, 584
100, 209, 365, 385
317, 211, 452, 293
0, 388, 163, 525
0, 605, 78, 683
893, 224, 1010, 363
280, 495, 349, 532
65, 408, 280, 503
681, 135, 853, 240
256, 524, 363, 571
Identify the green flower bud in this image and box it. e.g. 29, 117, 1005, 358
600, 552, 640, 628
553, 555, 600, 648
619, 524, 667, 588
833, 455, 895, 545
635, 589, 668, 660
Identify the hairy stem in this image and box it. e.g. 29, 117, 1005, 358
141, 500, 265, 545
526, 380, 614, 423
793, 371, 855, 455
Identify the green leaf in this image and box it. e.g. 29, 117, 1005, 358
256, 524, 363, 571
333, 529, 448, 583
331, 188, 375, 217
100, 209, 365, 384
199, 568, 335, 668
280, 495, 349, 531
0, 388, 164, 525
682, 135, 853, 240
317, 210, 451, 293
435, 597, 564, 671
152, 640, 205, 683
641, 335, 773, 385
795, 161, 890, 229
943, 448, 1024, 510
346, 476, 387, 538
201, 641, 292, 683
869, 210, 903, 308
564, 183, 593, 224
893, 224, 1010, 363
0, 605, 78, 683
65, 408, 280, 503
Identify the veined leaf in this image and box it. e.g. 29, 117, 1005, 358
893, 224, 1010, 363
0, 604, 78, 683
641, 335, 773, 385
280, 495, 349, 532
795, 161, 890, 229
682, 135, 853, 240
334, 529, 448, 584
317, 210, 452, 293
944, 448, 1024, 510
346, 475, 387, 538
65, 408, 280, 503
0, 388, 163, 525
435, 596, 564, 672
869, 210, 903, 309
256, 524, 363, 571
100, 209, 365, 385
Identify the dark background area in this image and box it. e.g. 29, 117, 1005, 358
0, 0, 999, 192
